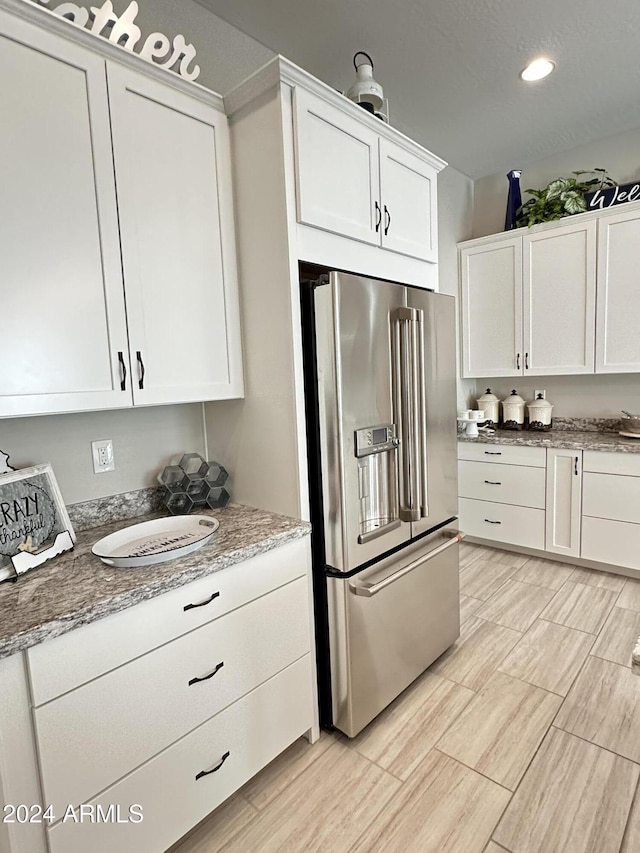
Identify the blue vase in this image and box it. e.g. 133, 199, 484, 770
505, 170, 523, 230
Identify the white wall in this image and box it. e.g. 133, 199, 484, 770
437, 166, 476, 409
0, 405, 206, 505
114, 0, 274, 94
469, 375, 640, 419
473, 125, 640, 239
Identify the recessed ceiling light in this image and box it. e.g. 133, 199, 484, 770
520, 58, 556, 82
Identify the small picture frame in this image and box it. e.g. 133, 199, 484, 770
0, 463, 76, 581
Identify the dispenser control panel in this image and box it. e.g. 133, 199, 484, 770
354, 424, 398, 457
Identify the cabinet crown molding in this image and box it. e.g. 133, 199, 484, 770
224, 54, 447, 172
0, 0, 225, 110
459, 197, 640, 250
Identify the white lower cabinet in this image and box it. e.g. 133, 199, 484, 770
458, 442, 546, 550
22, 538, 314, 853
458, 497, 545, 550
47, 656, 312, 853
545, 449, 582, 557
581, 451, 640, 570
459, 442, 640, 575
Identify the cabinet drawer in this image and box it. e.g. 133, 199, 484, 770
458, 442, 546, 468
583, 451, 640, 476
581, 516, 640, 571
47, 655, 312, 853
34, 577, 310, 816
583, 472, 640, 524
458, 460, 545, 508
459, 497, 545, 550
27, 536, 310, 706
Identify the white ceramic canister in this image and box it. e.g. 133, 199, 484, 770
501, 389, 526, 429
476, 388, 500, 426
527, 393, 554, 431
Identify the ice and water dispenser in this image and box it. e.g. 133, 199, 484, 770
354, 424, 401, 544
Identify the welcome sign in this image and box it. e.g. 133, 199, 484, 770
585, 182, 640, 212
0, 464, 75, 580
33, 0, 200, 81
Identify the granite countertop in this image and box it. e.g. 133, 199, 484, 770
0, 504, 310, 660
458, 429, 640, 453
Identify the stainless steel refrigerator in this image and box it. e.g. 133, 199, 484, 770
301, 269, 461, 738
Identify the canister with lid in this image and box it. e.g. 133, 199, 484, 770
501, 390, 526, 430
476, 388, 500, 427
527, 393, 553, 431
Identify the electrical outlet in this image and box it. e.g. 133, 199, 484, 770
534, 389, 546, 399
92, 439, 115, 473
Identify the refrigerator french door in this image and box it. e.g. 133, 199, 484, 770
301, 270, 461, 737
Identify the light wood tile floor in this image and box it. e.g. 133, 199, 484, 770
171, 544, 640, 853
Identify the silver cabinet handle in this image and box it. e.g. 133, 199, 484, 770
349, 532, 463, 597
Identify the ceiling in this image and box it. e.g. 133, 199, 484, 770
195, 0, 640, 179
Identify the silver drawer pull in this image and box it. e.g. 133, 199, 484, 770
484, 519, 501, 524
484, 451, 502, 455
196, 751, 230, 781
189, 661, 224, 686
484, 480, 501, 485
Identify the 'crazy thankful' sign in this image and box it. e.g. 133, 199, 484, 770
34, 0, 200, 80
0, 464, 75, 580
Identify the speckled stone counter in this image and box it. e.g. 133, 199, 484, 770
458, 429, 640, 453
0, 504, 310, 660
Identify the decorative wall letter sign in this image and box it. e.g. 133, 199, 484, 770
33, 0, 201, 81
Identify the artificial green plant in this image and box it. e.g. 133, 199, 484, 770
516, 169, 616, 227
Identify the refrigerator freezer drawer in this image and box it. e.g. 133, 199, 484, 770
327, 530, 460, 738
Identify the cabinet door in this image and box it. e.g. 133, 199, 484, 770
0, 11, 130, 417
523, 220, 596, 375
107, 64, 244, 405
596, 208, 640, 373
545, 448, 582, 557
379, 138, 437, 262
459, 238, 522, 378
293, 87, 380, 246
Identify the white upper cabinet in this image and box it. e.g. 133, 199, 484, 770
293, 87, 380, 247
596, 207, 640, 373
293, 87, 441, 262
0, 11, 129, 417
378, 138, 437, 262
107, 64, 243, 406
460, 237, 522, 378
523, 220, 596, 375
459, 218, 596, 378
0, 9, 243, 419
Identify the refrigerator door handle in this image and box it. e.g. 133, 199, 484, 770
392, 307, 422, 522
417, 308, 429, 518
349, 532, 464, 597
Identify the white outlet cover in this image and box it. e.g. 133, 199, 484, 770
92, 439, 115, 473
